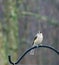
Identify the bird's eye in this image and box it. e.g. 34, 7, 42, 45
40, 31, 41, 33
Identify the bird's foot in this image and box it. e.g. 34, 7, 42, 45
40, 44, 42, 46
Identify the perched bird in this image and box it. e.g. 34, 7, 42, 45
30, 31, 43, 55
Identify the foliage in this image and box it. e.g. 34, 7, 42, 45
0, 0, 20, 65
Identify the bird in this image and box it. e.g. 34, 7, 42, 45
30, 31, 43, 55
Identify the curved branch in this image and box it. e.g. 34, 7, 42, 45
8, 55, 15, 65
8, 45, 59, 65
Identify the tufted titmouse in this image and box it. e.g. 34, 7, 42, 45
30, 31, 43, 55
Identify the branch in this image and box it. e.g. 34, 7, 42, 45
8, 45, 59, 65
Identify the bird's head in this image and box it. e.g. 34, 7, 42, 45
38, 31, 41, 33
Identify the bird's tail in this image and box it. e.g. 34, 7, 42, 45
29, 44, 35, 55
30, 49, 35, 55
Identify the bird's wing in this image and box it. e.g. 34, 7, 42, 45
32, 35, 37, 45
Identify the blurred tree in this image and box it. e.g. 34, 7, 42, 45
2, 0, 19, 65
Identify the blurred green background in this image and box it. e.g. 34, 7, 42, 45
0, 0, 59, 65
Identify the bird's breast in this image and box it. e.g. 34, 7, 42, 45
34, 34, 43, 44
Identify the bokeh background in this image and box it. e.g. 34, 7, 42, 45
0, 0, 59, 65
